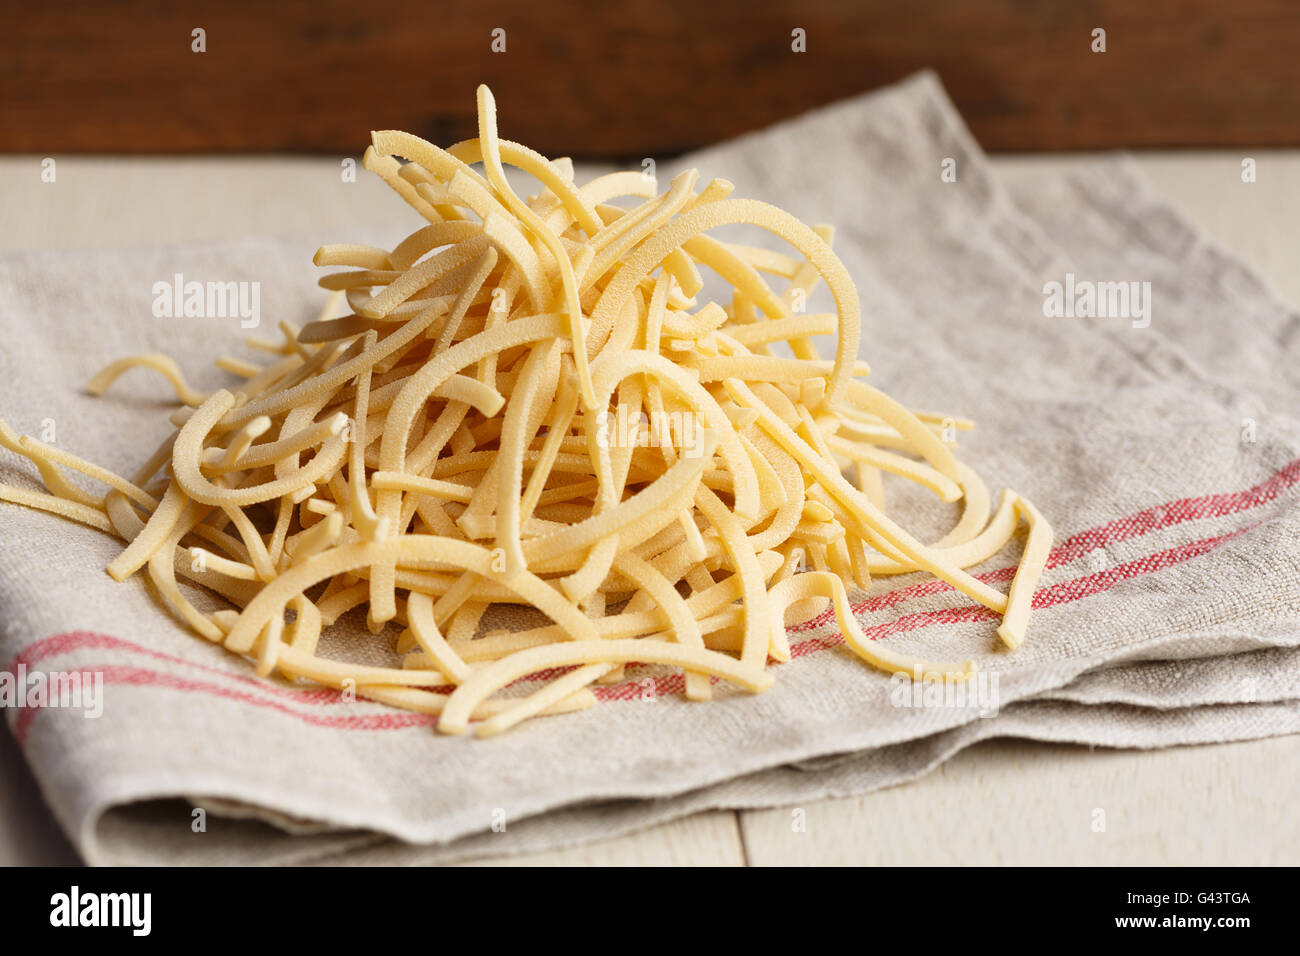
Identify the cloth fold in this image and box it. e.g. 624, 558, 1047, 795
2, 72, 1297, 865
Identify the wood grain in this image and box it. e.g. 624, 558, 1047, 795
738, 737, 1300, 865
4, 1, 1300, 156
453, 810, 746, 866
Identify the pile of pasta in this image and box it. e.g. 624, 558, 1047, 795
0, 86, 1051, 737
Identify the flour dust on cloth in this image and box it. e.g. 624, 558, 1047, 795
1, 72, 1298, 864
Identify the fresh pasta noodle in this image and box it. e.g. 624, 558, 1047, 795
0, 85, 1052, 737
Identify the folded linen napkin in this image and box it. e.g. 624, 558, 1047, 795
2, 72, 1297, 864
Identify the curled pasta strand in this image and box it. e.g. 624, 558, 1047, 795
0, 85, 1052, 739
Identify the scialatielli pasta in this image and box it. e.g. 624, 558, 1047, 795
0, 85, 1051, 737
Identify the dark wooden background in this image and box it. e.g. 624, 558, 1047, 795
4, 1, 1299, 157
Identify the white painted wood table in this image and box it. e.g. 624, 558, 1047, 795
1, 152, 1298, 866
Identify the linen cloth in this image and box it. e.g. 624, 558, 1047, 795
2, 72, 1298, 864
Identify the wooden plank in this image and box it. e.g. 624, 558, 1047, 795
0, 157, 620, 252
452, 810, 746, 866
4, 1, 1300, 156
738, 736, 1300, 865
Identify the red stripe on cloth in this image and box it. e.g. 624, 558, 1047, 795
591, 672, 689, 702
8, 636, 607, 703
11, 664, 434, 745
788, 456, 1300, 633
5, 458, 1294, 741
1048, 457, 1300, 570
9, 521, 1256, 744
11, 632, 345, 705
1030, 525, 1254, 610
785, 522, 1258, 659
